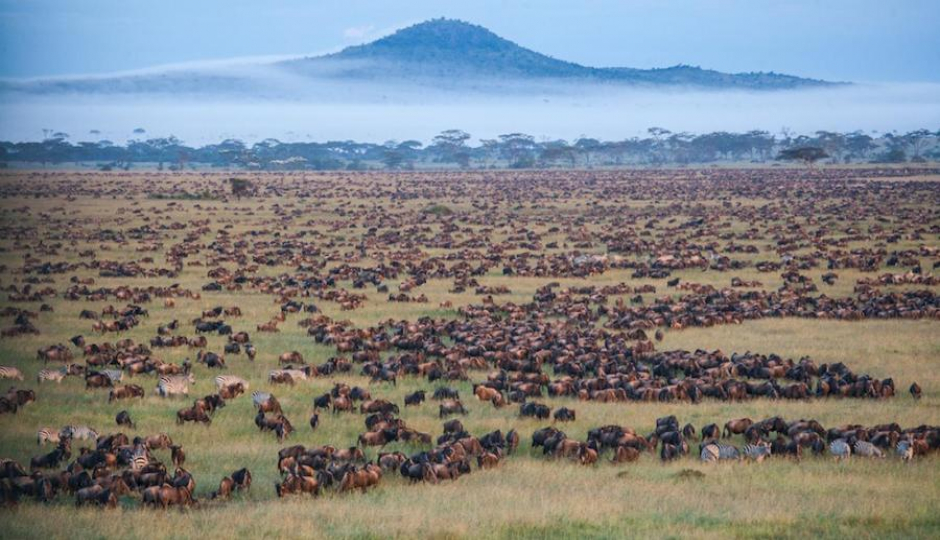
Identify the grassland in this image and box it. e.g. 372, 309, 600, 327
0, 169, 938, 539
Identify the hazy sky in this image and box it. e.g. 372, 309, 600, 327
1, 0, 938, 82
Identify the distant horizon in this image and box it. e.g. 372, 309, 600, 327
1, 2, 939, 82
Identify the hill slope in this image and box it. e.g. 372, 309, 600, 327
0, 18, 838, 95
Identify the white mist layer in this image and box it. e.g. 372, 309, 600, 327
0, 82, 937, 144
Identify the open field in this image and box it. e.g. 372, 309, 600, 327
0, 168, 938, 539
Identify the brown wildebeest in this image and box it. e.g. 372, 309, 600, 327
477, 451, 501, 469
145, 433, 173, 450
910, 382, 922, 399
109, 384, 144, 402
612, 445, 640, 463
443, 419, 465, 434
211, 476, 236, 500
339, 464, 382, 493
279, 351, 304, 365
176, 405, 211, 426
85, 373, 113, 389
142, 484, 194, 509
378, 452, 407, 471
578, 443, 598, 465
439, 399, 467, 417
220, 382, 245, 400
170, 445, 186, 468
723, 418, 754, 438
554, 407, 576, 422
276, 474, 319, 497
473, 385, 501, 402
332, 395, 354, 414
75, 478, 131, 508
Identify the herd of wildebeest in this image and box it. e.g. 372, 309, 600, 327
0, 167, 938, 510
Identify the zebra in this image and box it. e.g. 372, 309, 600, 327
701, 442, 740, 462
157, 374, 194, 397
214, 375, 249, 392
741, 443, 772, 462
252, 391, 273, 408
896, 440, 914, 461
0, 366, 24, 381
829, 439, 851, 460
60, 425, 99, 441
100, 369, 124, 383
37, 367, 67, 384
130, 446, 150, 471
853, 440, 884, 458
37, 427, 60, 445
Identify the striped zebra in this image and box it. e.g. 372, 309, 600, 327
741, 443, 772, 462
60, 425, 99, 441
252, 391, 273, 408
101, 369, 124, 383
37, 427, 60, 445
701, 442, 740, 463
214, 375, 249, 392
37, 367, 67, 384
853, 440, 884, 458
157, 374, 194, 397
0, 366, 24, 381
896, 440, 914, 461
130, 445, 150, 471
829, 439, 851, 459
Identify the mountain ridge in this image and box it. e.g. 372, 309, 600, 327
0, 18, 840, 95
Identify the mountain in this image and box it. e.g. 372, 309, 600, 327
283, 19, 833, 89
1, 18, 839, 96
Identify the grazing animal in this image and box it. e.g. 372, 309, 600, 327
36, 368, 66, 384
741, 443, 772, 462
439, 399, 468, 418
612, 446, 641, 463
0, 366, 25, 381
157, 374, 193, 397
723, 418, 753, 438
701, 442, 740, 462
36, 428, 60, 446
829, 439, 851, 460
853, 440, 884, 458
404, 390, 425, 406
116, 410, 135, 429
554, 407, 576, 422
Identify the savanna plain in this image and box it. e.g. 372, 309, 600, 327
0, 167, 938, 539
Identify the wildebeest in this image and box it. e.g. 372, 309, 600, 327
520, 402, 551, 420
404, 390, 425, 406
116, 410, 135, 429
439, 399, 467, 418
109, 384, 144, 402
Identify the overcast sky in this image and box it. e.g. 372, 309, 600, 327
1, 0, 938, 82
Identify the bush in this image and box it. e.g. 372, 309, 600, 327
423, 204, 453, 216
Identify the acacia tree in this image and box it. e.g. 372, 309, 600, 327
229, 177, 254, 199
498, 133, 536, 168
431, 129, 471, 167
777, 147, 829, 167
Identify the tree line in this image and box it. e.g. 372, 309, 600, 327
0, 128, 936, 170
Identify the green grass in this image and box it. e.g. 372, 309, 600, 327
0, 169, 938, 539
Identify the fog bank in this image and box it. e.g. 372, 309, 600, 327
0, 82, 937, 144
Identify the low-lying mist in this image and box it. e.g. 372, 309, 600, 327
0, 80, 937, 144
